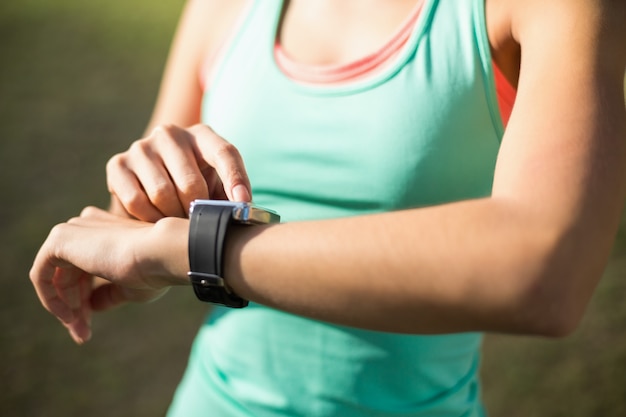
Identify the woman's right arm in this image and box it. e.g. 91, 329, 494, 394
108, 0, 252, 220
61, 0, 253, 331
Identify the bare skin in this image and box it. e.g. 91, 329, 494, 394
30, 0, 626, 344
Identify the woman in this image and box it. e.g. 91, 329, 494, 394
30, 0, 626, 415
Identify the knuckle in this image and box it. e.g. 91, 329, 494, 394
215, 142, 238, 159
129, 138, 150, 155
28, 266, 38, 283
148, 124, 166, 139
66, 216, 80, 225
105, 155, 128, 193
149, 124, 195, 151
177, 175, 207, 196
151, 124, 179, 144
146, 182, 175, 205
48, 223, 66, 241
79, 206, 98, 218
188, 124, 219, 144
188, 123, 211, 134
151, 123, 177, 136
106, 153, 125, 171
118, 189, 146, 215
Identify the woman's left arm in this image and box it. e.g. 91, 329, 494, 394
220, 0, 626, 336
488, 0, 626, 328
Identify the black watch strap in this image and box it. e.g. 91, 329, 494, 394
188, 204, 248, 308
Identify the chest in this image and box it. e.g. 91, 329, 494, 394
202, 0, 504, 221
280, 0, 520, 87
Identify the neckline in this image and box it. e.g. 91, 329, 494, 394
267, 0, 437, 95
274, 0, 425, 85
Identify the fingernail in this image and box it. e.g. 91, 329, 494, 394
73, 328, 91, 345
232, 184, 251, 202
70, 329, 84, 345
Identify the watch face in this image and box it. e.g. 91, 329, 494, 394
190, 200, 280, 224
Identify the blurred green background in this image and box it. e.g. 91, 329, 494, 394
1, 1, 625, 416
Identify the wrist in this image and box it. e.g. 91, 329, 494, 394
186, 200, 279, 307
143, 217, 191, 287
222, 223, 264, 299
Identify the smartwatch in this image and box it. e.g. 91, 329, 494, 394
187, 199, 280, 308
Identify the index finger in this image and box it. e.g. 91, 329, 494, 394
152, 125, 210, 214
188, 124, 252, 203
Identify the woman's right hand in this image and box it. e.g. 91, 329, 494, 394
106, 124, 252, 222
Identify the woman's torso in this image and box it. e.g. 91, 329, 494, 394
168, 1, 516, 416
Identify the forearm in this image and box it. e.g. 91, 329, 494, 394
224, 197, 618, 336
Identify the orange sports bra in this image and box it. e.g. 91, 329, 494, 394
201, 0, 517, 126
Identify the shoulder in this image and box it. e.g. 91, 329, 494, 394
487, 0, 626, 88
181, 0, 252, 56
509, 0, 626, 64
143, 0, 252, 129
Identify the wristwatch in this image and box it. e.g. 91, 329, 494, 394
187, 199, 280, 308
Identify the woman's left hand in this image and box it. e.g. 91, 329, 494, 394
29, 206, 189, 344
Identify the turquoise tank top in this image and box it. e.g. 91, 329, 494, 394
168, 0, 503, 415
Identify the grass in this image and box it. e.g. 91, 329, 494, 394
1, 1, 625, 416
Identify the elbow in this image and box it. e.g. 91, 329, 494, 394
545, 317, 582, 339
509, 267, 599, 338
477, 199, 616, 338
497, 275, 585, 338
519, 298, 583, 339
503, 234, 603, 339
